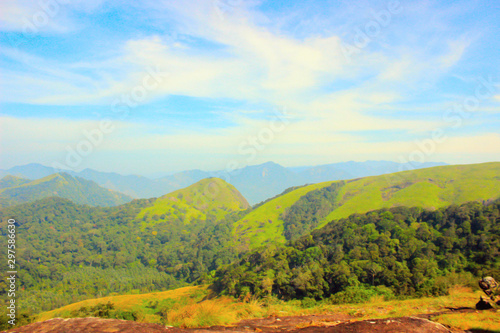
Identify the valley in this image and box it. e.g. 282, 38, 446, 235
3, 0, 500, 331
0, 162, 499, 332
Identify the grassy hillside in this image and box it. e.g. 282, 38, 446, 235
0, 175, 31, 189
35, 285, 266, 328
136, 177, 250, 228
33, 284, 499, 332
216, 200, 500, 302
0, 179, 249, 314
321, 162, 500, 224
233, 182, 332, 249
235, 162, 500, 248
37, 286, 204, 323
0, 173, 133, 207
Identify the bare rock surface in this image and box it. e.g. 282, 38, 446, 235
2, 314, 463, 333
2, 317, 172, 333
297, 317, 454, 333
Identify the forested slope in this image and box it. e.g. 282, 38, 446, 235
214, 200, 500, 300
0, 173, 133, 207
234, 162, 500, 248
0, 178, 249, 313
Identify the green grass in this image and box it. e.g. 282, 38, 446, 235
320, 162, 500, 227
0, 173, 132, 207
136, 178, 250, 228
233, 181, 335, 248
234, 162, 500, 249
36, 284, 500, 331
37, 286, 203, 323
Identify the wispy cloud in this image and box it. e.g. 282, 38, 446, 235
0, 0, 498, 172
0, 0, 108, 32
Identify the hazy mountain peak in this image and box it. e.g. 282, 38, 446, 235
0, 172, 132, 208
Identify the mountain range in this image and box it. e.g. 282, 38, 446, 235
0, 173, 133, 208
0, 160, 446, 205
232, 161, 500, 248
1, 161, 498, 315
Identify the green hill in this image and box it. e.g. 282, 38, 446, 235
136, 177, 250, 228
0, 175, 31, 189
0, 173, 133, 207
215, 200, 500, 300
234, 162, 500, 248
2, 164, 499, 318
0, 178, 249, 313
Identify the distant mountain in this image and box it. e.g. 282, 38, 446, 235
157, 169, 210, 192
234, 162, 500, 248
0, 173, 133, 208
226, 162, 306, 205
76, 168, 168, 198
0, 163, 58, 180
0, 175, 31, 189
0, 164, 173, 199
298, 164, 351, 183
0, 161, 448, 205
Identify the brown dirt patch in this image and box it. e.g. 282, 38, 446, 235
297, 317, 454, 333
2, 313, 467, 333
1, 317, 172, 333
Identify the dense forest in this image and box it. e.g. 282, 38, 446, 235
281, 181, 345, 241
1, 194, 499, 316
0, 173, 132, 208
212, 200, 500, 300
0, 197, 245, 313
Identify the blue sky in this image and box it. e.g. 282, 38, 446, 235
0, 0, 499, 175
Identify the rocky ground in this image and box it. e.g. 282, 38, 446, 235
2, 309, 491, 333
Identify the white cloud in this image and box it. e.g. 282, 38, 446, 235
0, 0, 473, 113
2, 0, 473, 113
435, 133, 500, 154
0, 116, 129, 153
0, 0, 109, 33
376, 37, 470, 84
1, 113, 498, 173
0, 0, 72, 33
1, 0, 496, 173
439, 39, 470, 69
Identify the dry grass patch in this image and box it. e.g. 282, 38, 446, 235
35, 284, 492, 332
37, 286, 202, 322
166, 297, 265, 328
433, 311, 500, 332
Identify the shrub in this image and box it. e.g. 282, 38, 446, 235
329, 285, 395, 304
300, 297, 317, 308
